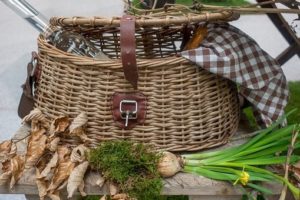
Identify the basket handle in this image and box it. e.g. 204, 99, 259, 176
120, 15, 138, 90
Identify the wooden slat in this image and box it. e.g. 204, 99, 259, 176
257, 0, 300, 65
0, 170, 283, 196
277, 43, 300, 65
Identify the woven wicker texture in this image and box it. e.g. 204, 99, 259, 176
35, 16, 240, 152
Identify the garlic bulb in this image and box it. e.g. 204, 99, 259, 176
109, 182, 119, 195
157, 151, 182, 178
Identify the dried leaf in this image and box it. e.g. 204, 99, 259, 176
1, 160, 11, 172
0, 140, 12, 153
39, 152, 58, 180
70, 145, 89, 163
85, 171, 105, 188
96, 175, 105, 188
22, 108, 49, 131
36, 153, 53, 173
57, 146, 71, 161
18, 167, 36, 186
291, 161, 300, 183
69, 113, 92, 143
0, 160, 12, 185
0, 140, 16, 162
81, 135, 93, 144
9, 142, 17, 157
69, 113, 88, 133
10, 155, 25, 189
0, 171, 12, 185
100, 195, 107, 200
112, 194, 130, 200
47, 160, 75, 193
78, 180, 87, 197
57, 180, 68, 190
25, 129, 47, 169
36, 168, 48, 199
49, 116, 70, 137
67, 161, 89, 198
47, 146, 75, 194
47, 138, 60, 152
294, 172, 300, 183
48, 190, 61, 200
22, 108, 47, 123
293, 161, 300, 169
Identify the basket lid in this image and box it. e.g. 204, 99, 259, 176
50, 7, 239, 28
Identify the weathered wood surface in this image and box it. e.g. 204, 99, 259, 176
0, 170, 283, 196
0, 123, 284, 199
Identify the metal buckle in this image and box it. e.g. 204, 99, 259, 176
119, 100, 138, 127
31, 58, 38, 77
30, 57, 38, 96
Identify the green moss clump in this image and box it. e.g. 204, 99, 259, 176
88, 140, 162, 200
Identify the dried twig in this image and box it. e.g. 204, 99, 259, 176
230, 130, 261, 141
279, 125, 299, 200
126, 1, 300, 16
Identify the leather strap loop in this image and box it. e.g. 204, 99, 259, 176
120, 15, 138, 90
18, 51, 40, 118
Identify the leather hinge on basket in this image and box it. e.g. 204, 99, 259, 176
18, 52, 41, 118
120, 15, 139, 90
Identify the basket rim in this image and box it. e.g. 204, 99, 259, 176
38, 36, 190, 68
49, 11, 235, 27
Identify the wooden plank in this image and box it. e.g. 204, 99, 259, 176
25, 194, 79, 200
189, 196, 246, 200
188, 195, 286, 200
0, 168, 283, 196
256, 0, 300, 65
24, 195, 40, 200
277, 43, 300, 65
258, 1, 300, 46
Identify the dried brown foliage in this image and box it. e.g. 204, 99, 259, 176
67, 161, 89, 198
47, 146, 75, 194
0, 111, 93, 199
25, 129, 47, 169
49, 116, 70, 137
0, 140, 16, 162
10, 155, 25, 189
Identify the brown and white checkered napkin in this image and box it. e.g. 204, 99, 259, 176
181, 23, 289, 127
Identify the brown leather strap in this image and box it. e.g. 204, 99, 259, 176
120, 15, 138, 90
18, 52, 40, 118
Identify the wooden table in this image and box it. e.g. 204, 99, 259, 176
0, 124, 289, 200
5, 171, 283, 200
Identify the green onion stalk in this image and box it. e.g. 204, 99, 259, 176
157, 117, 300, 199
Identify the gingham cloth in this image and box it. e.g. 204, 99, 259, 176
181, 23, 289, 127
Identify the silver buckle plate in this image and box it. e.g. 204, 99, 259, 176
119, 100, 138, 127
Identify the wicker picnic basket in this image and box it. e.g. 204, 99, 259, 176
35, 10, 240, 152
